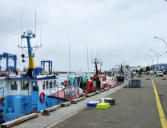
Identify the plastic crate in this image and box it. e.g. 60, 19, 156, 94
87, 101, 99, 107
96, 103, 110, 109
130, 79, 141, 88
104, 98, 115, 105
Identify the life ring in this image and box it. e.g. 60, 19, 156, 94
39, 92, 45, 103
0, 97, 5, 106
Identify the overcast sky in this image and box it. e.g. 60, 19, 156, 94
0, 0, 167, 72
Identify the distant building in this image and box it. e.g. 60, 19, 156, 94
151, 64, 167, 73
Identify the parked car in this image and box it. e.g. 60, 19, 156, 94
156, 71, 163, 77
149, 71, 154, 75
163, 70, 167, 75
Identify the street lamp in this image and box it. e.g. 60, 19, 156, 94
154, 36, 167, 55
147, 55, 153, 65
149, 49, 161, 64
154, 36, 167, 46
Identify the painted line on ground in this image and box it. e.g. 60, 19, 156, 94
152, 80, 167, 128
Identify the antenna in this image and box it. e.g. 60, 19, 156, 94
100, 60, 103, 72
18, 12, 41, 64
20, 13, 24, 56
68, 40, 71, 80
40, 29, 42, 47
34, 11, 36, 36
21, 12, 23, 35
86, 46, 89, 73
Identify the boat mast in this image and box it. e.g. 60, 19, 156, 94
21, 31, 36, 78
87, 46, 89, 74
68, 40, 71, 80
94, 58, 99, 76
19, 11, 41, 78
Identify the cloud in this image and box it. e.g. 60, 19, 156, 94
0, 0, 167, 71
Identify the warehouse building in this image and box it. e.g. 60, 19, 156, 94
151, 64, 167, 73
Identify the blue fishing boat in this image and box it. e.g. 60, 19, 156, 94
0, 30, 69, 122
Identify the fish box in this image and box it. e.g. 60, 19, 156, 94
130, 79, 141, 88
87, 101, 99, 107
96, 103, 110, 109
104, 98, 115, 105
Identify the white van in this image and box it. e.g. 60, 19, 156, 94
156, 71, 163, 77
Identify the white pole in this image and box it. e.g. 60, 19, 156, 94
87, 46, 89, 74
68, 40, 71, 80
34, 11, 36, 35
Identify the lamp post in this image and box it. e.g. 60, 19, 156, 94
149, 49, 161, 64
147, 55, 153, 65
154, 36, 167, 54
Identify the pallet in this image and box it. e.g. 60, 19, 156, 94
1, 113, 39, 128
104, 87, 109, 91
42, 104, 61, 114
61, 101, 71, 107
71, 96, 86, 104
81, 93, 86, 97
95, 91, 100, 94
86, 92, 96, 97
100, 89, 105, 92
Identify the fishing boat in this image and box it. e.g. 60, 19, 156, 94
55, 76, 83, 101
0, 30, 69, 122
116, 64, 125, 83
75, 58, 117, 93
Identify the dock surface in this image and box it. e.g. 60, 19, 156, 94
53, 76, 164, 128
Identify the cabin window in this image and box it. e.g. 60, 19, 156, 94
11, 81, 17, 90
50, 82, 52, 88
46, 81, 48, 89
54, 80, 56, 88
43, 81, 45, 89
21, 81, 29, 90
32, 81, 38, 91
